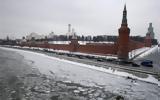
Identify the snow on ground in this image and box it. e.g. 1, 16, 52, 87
129, 47, 150, 59
0, 46, 159, 87
135, 45, 158, 58
78, 41, 114, 45
48, 41, 71, 44
48, 41, 114, 45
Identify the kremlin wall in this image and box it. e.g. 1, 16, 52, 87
20, 5, 153, 60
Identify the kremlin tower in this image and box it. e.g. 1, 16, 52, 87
117, 5, 130, 61
144, 23, 154, 47
146, 23, 155, 39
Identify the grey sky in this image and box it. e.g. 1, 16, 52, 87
0, 0, 159, 41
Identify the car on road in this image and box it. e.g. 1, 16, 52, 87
141, 60, 153, 67
132, 62, 140, 67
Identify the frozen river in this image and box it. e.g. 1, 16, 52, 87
0, 47, 160, 100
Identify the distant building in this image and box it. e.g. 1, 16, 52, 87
85, 35, 92, 41
20, 36, 26, 43
26, 32, 45, 40
66, 24, 74, 37
146, 23, 155, 39
47, 32, 55, 39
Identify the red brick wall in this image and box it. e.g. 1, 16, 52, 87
129, 40, 145, 51
77, 43, 117, 55
144, 36, 152, 47
20, 39, 146, 56
20, 42, 117, 55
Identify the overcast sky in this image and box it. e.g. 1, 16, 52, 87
0, 0, 159, 41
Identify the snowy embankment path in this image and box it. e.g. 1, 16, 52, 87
129, 47, 150, 59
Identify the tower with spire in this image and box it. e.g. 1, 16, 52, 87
144, 23, 153, 47
117, 4, 130, 60
146, 23, 155, 39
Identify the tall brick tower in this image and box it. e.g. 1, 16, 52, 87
144, 34, 152, 47
118, 5, 130, 60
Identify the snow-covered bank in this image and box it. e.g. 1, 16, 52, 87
0, 46, 159, 87
129, 47, 150, 59
135, 45, 158, 58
